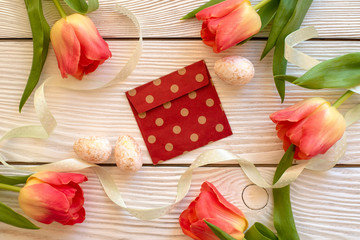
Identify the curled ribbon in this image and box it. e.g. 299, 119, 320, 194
284, 26, 360, 126
0, 22, 352, 220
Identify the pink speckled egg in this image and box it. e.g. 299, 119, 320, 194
214, 56, 255, 85
74, 136, 112, 163
115, 135, 142, 172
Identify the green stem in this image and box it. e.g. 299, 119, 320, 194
52, 0, 67, 18
273, 144, 300, 240
0, 183, 21, 192
332, 90, 354, 108
253, 0, 273, 10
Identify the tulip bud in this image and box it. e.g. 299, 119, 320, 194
179, 181, 248, 240
18, 171, 87, 225
196, 0, 261, 53
270, 98, 346, 160
50, 13, 112, 80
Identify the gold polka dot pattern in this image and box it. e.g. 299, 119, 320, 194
153, 78, 161, 86
178, 68, 186, 75
163, 102, 171, 109
165, 143, 173, 151
216, 124, 224, 132
173, 125, 181, 134
128, 89, 137, 96
170, 84, 179, 93
180, 108, 189, 117
195, 74, 204, 82
188, 91, 197, 99
148, 135, 156, 144
146, 95, 154, 103
155, 118, 164, 126
190, 133, 199, 142
198, 116, 206, 124
138, 112, 146, 119
206, 98, 214, 107
126, 60, 232, 165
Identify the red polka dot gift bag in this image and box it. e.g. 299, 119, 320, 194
126, 60, 232, 164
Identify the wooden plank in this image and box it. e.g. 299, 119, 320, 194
1, 40, 360, 165
0, 166, 359, 239
1, 0, 360, 38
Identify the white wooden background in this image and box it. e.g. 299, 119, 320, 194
1, 0, 360, 239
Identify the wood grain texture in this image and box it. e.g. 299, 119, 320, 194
1, 0, 360, 38
1, 40, 360, 165
0, 166, 359, 240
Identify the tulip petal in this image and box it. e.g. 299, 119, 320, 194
18, 183, 72, 224
30, 171, 88, 186
67, 182, 85, 215
270, 98, 326, 124
179, 200, 202, 240
65, 207, 85, 225
67, 14, 112, 62
196, 0, 248, 20
50, 19, 81, 79
195, 182, 247, 233
191, 218, 245, 240
292, 105, 346, 159
191, 219, 222, 240
213, 3, 261, 52
200, 22, 216, 48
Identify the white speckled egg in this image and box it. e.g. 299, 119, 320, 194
74, 136, 112, 163
214, 56, 255, 85
115, 135, 142, 172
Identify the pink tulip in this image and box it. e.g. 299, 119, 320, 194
18, 171, 87, 225
196, 0, 261, 53
50, 13, 112, 80
270, 98, 346, 160
179, 181, 248, 240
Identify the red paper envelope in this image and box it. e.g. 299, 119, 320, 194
126, 60, 232, 164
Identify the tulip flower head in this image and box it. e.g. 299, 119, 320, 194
50, 13, 112, 80
196, 0, 261, 53
179, 181, 248, 240
270, 98, 346, 160
18, 171, 87, 225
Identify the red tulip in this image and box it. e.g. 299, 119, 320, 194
18, 171, 87, 225
50, 13, 112, 80
196, 0, 261, 53
179, 181, 248, 240
270, 98, 346, 160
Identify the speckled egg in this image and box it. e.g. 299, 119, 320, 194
115, 135, 142, 172
74, 136, 112, 163
214, 56, 255, 85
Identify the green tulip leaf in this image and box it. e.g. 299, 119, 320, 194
261, 0, 298, 60
272, 0, 313, 101
0, 174, 30, 185
238, 0, 280, 46
289, 52, 360, 89
274, 77, 286, 103
20, 0, 50, 112
274, 75, 298, 83
204, 220, 237, 240
272, 144, 300, 240
245, 222, 278, 240
63, 0, 99, 13
257, 0, 281, 31
64, 0, 88, 13
181, 0, 225, 20
0, 201, 39, 229
87, 0, 99, 13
